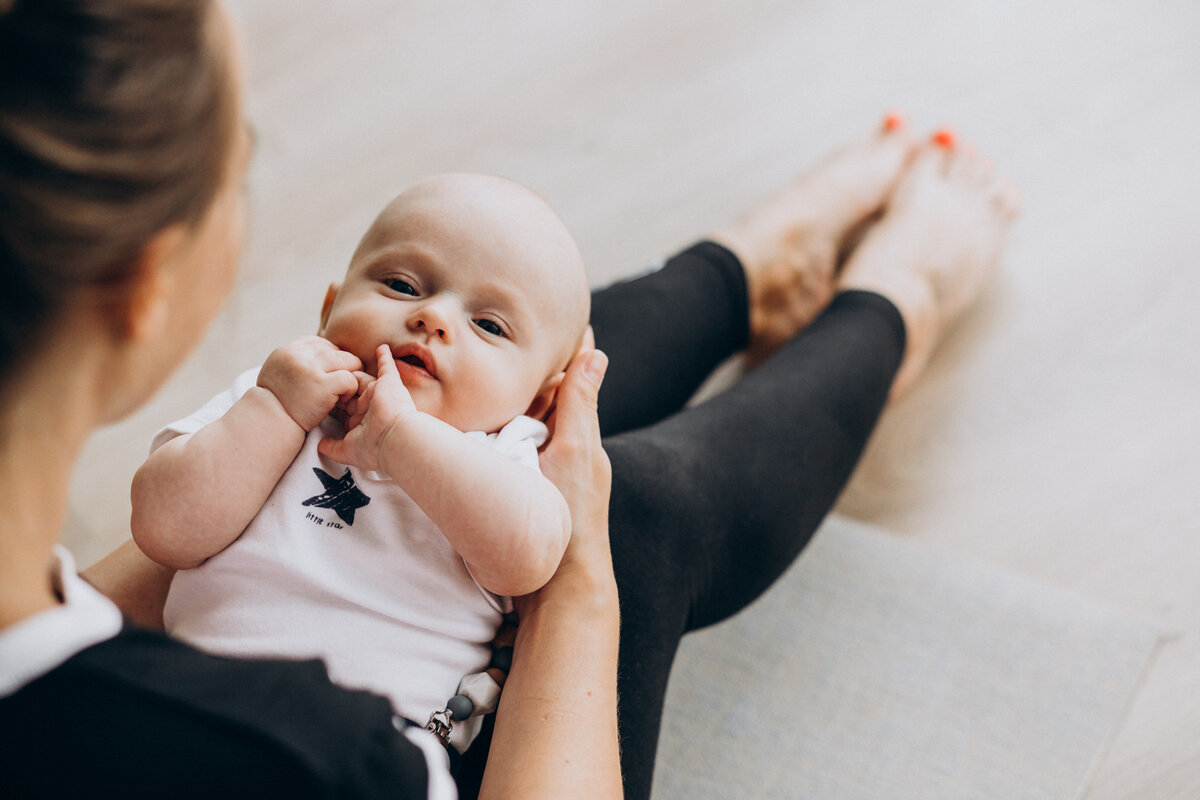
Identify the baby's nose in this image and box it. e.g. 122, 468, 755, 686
408, 300, 454, 341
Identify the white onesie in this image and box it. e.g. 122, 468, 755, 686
160, 367, 546, 743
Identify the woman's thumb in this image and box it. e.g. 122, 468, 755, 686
554, 349, 607, 432
580, 349, 608, 391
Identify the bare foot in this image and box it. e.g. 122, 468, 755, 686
712, 117, 915, 362
839, 135, 1021, 397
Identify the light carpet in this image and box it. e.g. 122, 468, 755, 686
652, 515, 1161, 800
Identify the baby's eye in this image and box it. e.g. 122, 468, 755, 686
473, 319, 505, 337
385, 278, 418, 296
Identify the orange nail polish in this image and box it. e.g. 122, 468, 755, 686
883, 113, 905, 132
932, 128, 956, 149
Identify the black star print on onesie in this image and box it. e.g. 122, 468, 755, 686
302, 467, 371, 525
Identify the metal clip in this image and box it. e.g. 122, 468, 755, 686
425, 708, 452, 746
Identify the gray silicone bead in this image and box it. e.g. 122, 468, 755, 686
447, 694, 475, 721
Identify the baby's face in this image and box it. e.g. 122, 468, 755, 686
319, 174, 589, 433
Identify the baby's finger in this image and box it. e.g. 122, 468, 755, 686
338, 349, 365, 373
375, 345, 399, 378
345, 408, 368, 432
330, 368, 360, 399
318, 433, 367, 469
337, 371, 374, 406
316, 435, 346, 464
315, 341, 364, 373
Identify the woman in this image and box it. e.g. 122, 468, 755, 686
0, 1, 1016, 798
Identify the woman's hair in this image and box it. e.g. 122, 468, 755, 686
0, 0, 235, 385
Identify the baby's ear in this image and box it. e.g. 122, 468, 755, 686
317, 282, 340, 334
525, 371, 566, 421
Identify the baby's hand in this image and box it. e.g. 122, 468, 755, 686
318, 345, 418, 471
257, 337, 363, 432
332, 369, 376, 432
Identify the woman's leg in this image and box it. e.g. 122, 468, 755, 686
591, 242, 750, 436
593, 122, 915, 437
605, 136, 1019, 800
606, 289, 904, 799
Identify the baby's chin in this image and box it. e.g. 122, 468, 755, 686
413, 396, 529, 435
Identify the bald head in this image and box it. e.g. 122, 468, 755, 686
349, 173, 590, 372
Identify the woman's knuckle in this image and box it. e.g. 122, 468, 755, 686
556, 439, 583, 462
595, 453, 612, 483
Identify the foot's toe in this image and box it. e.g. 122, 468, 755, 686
912, 144, 952, 180
995, 177, 1022, 219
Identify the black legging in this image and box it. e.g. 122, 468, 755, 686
459, 242, 905, 799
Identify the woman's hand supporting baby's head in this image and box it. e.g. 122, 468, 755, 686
523, 331, 613, 610
484, 332, 622, 800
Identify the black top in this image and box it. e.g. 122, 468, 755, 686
0, 624, 438, 799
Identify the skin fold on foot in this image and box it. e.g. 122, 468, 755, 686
712, 118, 916, 363
838, 135, 1021, 397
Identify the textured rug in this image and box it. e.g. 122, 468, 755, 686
652, 515, 1161, 800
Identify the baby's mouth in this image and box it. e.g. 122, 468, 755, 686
392, 346, 438, 379
399, 354, 426, 370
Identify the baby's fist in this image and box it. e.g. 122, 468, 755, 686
257, 337, 363, 431
318, 345, 418, 470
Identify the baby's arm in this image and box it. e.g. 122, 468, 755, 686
131, 337, 362, 569
319, 346, 570, 597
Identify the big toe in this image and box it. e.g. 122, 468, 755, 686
911, 142, 954, 179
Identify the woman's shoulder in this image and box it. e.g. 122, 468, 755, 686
0, 625, 450, 799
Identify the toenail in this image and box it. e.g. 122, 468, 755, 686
932, 128, 956, 149
883, 113, 905, 132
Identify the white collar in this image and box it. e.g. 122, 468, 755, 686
0, 546, 123, 697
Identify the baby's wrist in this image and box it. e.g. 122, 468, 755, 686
242, 385, 309, 440
375, 408, 430, 475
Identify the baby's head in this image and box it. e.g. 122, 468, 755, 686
318, 173, 590, 433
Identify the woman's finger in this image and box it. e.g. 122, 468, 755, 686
577, 325, 595, 358
539, 348, 610, 525
543, 349, 607, 459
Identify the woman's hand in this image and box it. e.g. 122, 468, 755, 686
481, 336, 624, 800
82, 539, 177, 629
520, 329, 614, 613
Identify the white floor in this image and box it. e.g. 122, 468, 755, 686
66, 1, 1200, 796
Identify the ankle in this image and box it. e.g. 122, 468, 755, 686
840, 267, 938, 397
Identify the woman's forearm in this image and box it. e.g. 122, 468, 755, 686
480, 571, 622, 800
479, 346, 620, 797
81, 539, 177, 628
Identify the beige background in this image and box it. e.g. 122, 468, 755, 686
65, 1, 1200, 797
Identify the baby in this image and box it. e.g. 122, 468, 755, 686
131, 173, 591, 751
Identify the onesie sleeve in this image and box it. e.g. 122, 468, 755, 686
463, 415, 547, 472
148, 366, 262, 454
